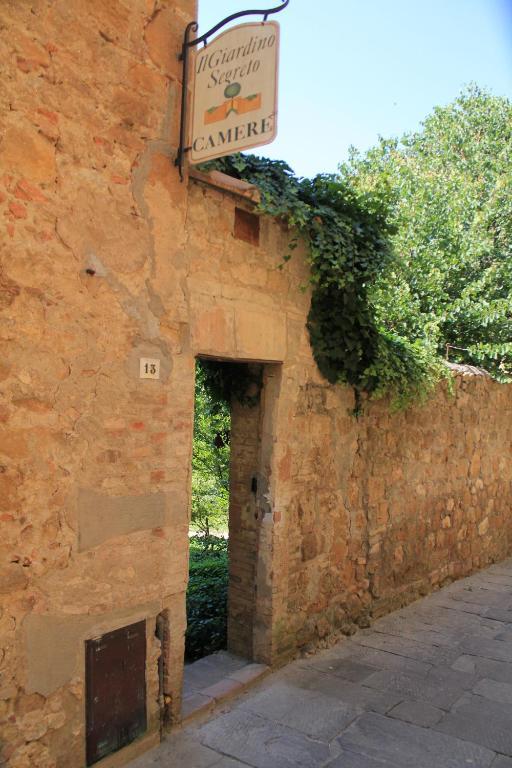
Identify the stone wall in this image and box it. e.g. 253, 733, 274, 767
279, 372, 512, 658
0, 2, 195, 766
1, 1, 511, 767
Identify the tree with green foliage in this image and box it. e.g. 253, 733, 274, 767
191, 360, 230, 536
343, 85, 512, 384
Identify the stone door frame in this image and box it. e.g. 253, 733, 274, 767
191, 356, 282, 666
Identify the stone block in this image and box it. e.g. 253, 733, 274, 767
24, 601, 160, 696
77, 489, 167, 550
478, 516, 490, 535
181, 693, 214, 721
57, 183, 152, 274
229, 663, 269, 685
190, 304, 235, 357
23, 614, 89, 696
0, 564, 29, 594
202, 678, 244, 701
234, 306, 286, 361
183, 653, 247, 694
0, 124, 55, 183
144, 6, 183, 80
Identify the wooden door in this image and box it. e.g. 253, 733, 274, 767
85, 621, 146, 765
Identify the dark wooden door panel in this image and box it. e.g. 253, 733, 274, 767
86, 620, 146, 766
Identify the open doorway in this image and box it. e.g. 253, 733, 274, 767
182, 357, 274, 718
186, 358, 233, 664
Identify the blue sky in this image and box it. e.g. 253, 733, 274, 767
197, 0, 512, 177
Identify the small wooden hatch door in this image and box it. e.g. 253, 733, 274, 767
85, 620, 146, 766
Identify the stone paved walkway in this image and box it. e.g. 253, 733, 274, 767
130, 558, 512, 768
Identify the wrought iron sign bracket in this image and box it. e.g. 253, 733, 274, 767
175, 0, 289, 181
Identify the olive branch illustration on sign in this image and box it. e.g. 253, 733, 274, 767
204, 82, 262, 125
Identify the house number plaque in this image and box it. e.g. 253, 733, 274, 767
139, 358, 160, 379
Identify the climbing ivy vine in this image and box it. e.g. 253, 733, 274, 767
200, 153, 444, 409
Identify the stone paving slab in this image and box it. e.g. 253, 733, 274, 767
434, 694, 512, 756
182, 652, 269, 723
431, 596, 490, 616
327, 751, 393, 768
473, 678, 512, 704
492, 757, 512, 768
479, 571, 512, 587
412, 604, 501, 634
424, 662, 477, 691
237, 681, 361, 740
306, 638, 434, 676
450, 588, 510, 607
371, 620, 457, 647
183, 652, 249, 695
198, 709, 336, 768
351, 626, 462, 666
279, 664, 404, 714
486, 608, 512, 623
388, 699, 444, 727
337, 711, 495, 767
461, 636, 512, 663
127, 557, 512, 768
300, 656, 378, 682
128, 733, 221, 768
362, 667, 466, 709
477, 578, 512, 592
452, 653, 512, 683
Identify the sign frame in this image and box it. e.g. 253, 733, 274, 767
189, 21, 279, 164
175, 0, 289, 180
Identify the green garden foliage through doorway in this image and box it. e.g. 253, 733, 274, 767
190, 360, 230, 538
186, 359, 230, 662
186, 535, 228, 662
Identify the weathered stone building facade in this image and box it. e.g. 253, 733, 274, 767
1, 1, 511, 767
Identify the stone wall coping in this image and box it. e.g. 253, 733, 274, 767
189, 168, 261, 204
445, 361, 491, 377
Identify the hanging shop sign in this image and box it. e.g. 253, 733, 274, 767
189, 22, 279, 164
175, 1, 289, 180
